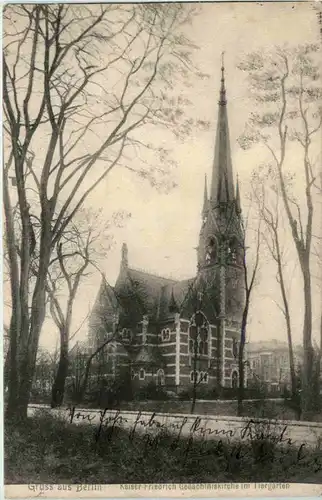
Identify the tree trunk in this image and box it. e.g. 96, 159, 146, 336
51, 332, 69, 408
273, 230, 297, 400
3, 168, 23, 422
237, 302, 248, 417
6, 315, 21, 422
78, 355, 94, 404
7, 219, 52, 421
4, 349, 10, 391
77, 336, 116, 404
190, 328, 199, 414
301, 265, 314, 420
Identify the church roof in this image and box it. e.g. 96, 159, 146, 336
123, 267, 177, 317
112, 263, 196, 321
158, 278, 194, 319
210, 56, 235, 204
128, 268, 176, 290
133, 344, 164, 366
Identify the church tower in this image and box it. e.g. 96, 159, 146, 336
197, 56, 244, 324
88, 55, 245, 392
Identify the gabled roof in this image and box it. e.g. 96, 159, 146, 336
133, 345, 164, 367
116, 267, 178, 319
159, 278, 194, 319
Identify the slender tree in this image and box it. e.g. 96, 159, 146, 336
236, 211, 261, 416
47, 209, 126, 407
238, 44, 321, 418
252, 168, 297, 400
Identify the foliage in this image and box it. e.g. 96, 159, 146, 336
178, 386, 219, 401
133, 381, 170, 401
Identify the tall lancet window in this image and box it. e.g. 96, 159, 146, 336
189, 311, 209, 358
227, 237, 240, 265
205, 237, 217, 265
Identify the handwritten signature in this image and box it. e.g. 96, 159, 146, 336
66, 407, 322, 473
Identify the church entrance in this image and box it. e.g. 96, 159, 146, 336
232, 370, 238, 389
157, 369, 165, 386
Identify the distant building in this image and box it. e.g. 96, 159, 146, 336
88, 62, 245, 392
246, 340, 302, 393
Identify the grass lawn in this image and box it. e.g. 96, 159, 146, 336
5, 411, 322, 484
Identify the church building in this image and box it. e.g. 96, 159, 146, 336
88, 62, 245, 392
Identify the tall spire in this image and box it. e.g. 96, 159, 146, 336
210, 53, 235, 205
202, 174, 208, 217
219, 51, 227, 106
120, 242, 128, 271
169, 288, 179, 314
235, 175, 241, 214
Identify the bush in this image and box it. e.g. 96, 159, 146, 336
177, 386, 219, 401
220, 387, 238, 400
82, 370, 134, 408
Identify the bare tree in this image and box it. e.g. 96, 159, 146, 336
178, 276, 220, 413
236, 210, 261, 416
252, 168, 297, 401
47, 208, 127, 407
3, 4, 202, 420
238, 44, 321, 418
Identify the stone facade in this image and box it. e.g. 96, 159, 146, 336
88, 63, 245, 392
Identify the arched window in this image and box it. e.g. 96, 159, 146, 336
121, 328, 132, 343
205, 237, 217, 265
232, 370, 238, 389
189, 311, 209, 356
157, 369, 165, 386
227, 238, 240, 265
161, 328, 170, 342
233, 339, 239, 358
232, 277, 238, 289
199, 372, 208, 384
139, 368, 145, 380
190, 371, 199, 383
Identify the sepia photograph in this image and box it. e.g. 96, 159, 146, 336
3, 0, 322, 495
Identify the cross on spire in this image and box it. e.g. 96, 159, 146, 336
209, 52, 233, 203
219, 51, 227, 106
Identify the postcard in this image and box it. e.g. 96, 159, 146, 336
3, 1, 322, 498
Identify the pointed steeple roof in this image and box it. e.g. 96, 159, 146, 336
120, 242, 128, 272
202, 174, 208, 216
168, 288, 179, 314
235, 175, 241, 214
210, 53, 235, 205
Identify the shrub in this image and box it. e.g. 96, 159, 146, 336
177, 386, 219, 401
133, 381, 170, 401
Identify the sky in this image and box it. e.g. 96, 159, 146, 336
4, 2, 322, 352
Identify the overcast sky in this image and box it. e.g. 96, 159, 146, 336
5, 2, 321, 352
